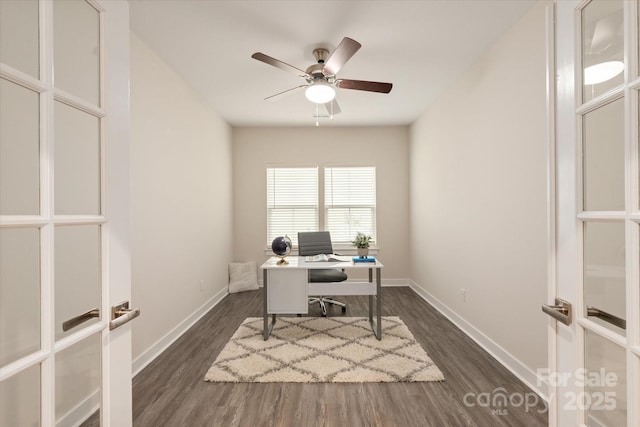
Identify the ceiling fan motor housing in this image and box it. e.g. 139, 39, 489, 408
305, 63, 327, 80
306, 48, 331, 81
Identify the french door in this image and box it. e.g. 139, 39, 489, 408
0, 1, 132, 426
551, 0, 639, 426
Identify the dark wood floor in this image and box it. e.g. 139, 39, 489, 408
131, 287, 548, 427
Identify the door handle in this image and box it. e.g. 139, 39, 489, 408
62, 308, 100, 332
542, 298, 572, 325
109, 301, 141, 331
586, 306, 626, 330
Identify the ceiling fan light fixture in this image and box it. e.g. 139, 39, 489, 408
305, 82, 336, 104
584, 60, 624, 85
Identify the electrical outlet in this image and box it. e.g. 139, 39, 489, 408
460, 288, 466, 302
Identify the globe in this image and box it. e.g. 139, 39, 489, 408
271, 236, 292, 264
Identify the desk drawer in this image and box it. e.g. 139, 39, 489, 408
267, 269, 308, 314
308, 281, 376, 296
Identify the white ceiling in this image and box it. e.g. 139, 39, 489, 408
129, 0, 536, 127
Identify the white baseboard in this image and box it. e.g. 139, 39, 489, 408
56, 389, 99, 427
132, 287, 228, 377
409, 280, 548, 401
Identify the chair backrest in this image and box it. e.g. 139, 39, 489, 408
298, 231, 347, 283
297, 231, 334, 256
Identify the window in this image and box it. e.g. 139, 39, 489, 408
324, 166, 376, 243
266, 165, 376, 247
266, 167, 318, 246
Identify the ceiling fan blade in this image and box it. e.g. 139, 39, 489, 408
323, 37, 361, 76
336, 79, 393, 93
251, 52, 310, 78
264, 84, 307, 101
324, 98, 341, 116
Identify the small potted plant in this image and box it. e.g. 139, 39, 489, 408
351, 232, 372, 258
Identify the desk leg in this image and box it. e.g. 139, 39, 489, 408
263, 269, 276, 340
368, 267, 382, 340
376, 267, 382, 340
368, 268, 373, 322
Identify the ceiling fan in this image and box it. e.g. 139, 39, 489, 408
251, 37, 393, 117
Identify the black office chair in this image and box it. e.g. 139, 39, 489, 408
297, 231, 347, 316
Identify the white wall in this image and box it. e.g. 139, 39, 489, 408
409, 1, 548, 388
233, 126, 410, 282
130, 33, 233, 366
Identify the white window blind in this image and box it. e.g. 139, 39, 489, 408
324, 166, 376, 243
266, 167, 318, 246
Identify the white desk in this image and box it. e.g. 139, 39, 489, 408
260, 256, 383, 340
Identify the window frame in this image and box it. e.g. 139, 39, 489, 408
323, 165, 377, 245
266, 165, 319, 247
265, 164, 377, 249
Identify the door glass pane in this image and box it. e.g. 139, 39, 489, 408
0, 228, 40, 368
0, 78, 40, 215
55, 225, 101, 341
0, 0, 39, 78
0, 363, 40, 427
584, 330, 627, 426
56, 334, 101, 426
582, 0, 624, 103
0, 228, 40, 367
583, 98, 624, 211
584, 222, 626, 336
54, 101, 100, 215
53, 0, 100, 105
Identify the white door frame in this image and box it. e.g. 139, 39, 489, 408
101, 1, 133, 425
550, 1, 640, 426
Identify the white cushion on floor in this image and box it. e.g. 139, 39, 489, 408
228, 261, 259, 293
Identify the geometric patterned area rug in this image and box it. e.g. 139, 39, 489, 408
204, 316, 445, 383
